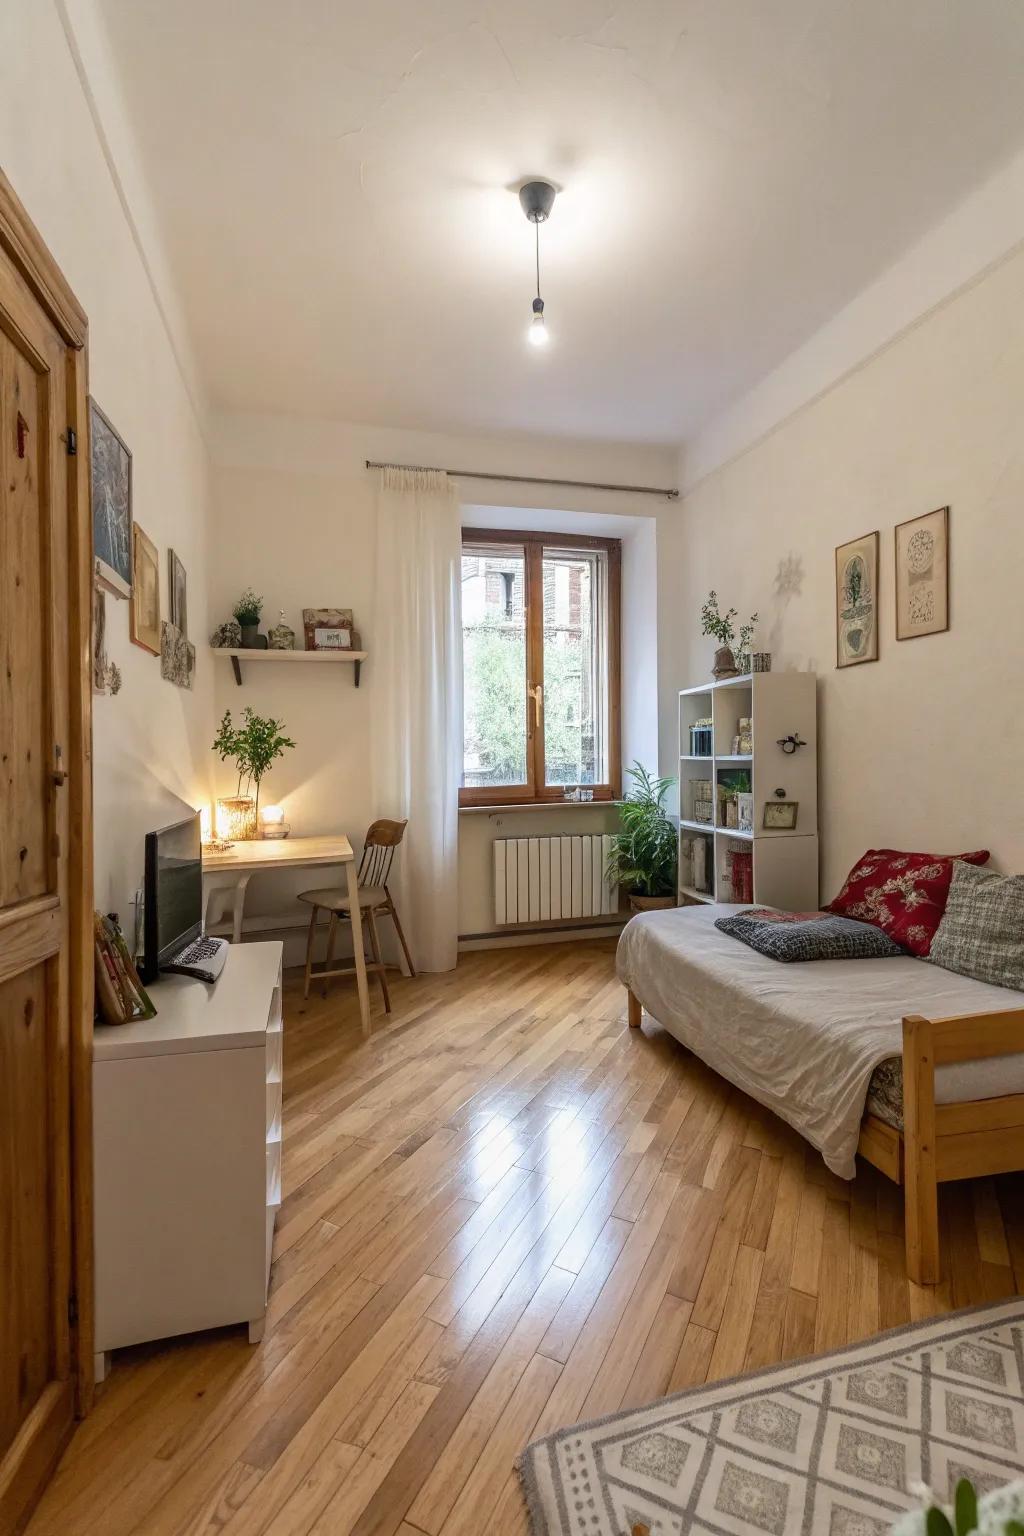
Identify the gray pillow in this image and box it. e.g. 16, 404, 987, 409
715, 911, 904, 962
929, 862, 1024, 990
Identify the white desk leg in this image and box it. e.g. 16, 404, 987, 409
232, 874, 252, 945
345, 860, 371, 1036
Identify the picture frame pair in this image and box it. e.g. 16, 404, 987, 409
835, 506, 949, 669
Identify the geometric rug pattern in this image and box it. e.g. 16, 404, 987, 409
519, 1299, 1024, 1535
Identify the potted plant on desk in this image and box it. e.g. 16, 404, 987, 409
607, 762, 678, 912
213, 707, 295, 841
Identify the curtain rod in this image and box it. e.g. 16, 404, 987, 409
365, 459, 679, 500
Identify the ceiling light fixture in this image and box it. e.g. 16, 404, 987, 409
518, 180, 556, 349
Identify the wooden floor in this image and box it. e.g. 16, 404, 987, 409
29, 940, 1024, 1536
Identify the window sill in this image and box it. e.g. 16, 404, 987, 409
459, 800, 617, 816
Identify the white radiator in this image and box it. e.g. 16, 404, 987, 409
494, 835, 619, 926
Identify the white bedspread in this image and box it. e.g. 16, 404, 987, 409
616, 904, 1024, 1178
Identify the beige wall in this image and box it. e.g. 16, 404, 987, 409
1, 0, 214, 924
675, 242, 1024, 899
209, 414, 680, 944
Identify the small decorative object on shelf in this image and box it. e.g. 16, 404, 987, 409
216, 796, 257, 842
268, 610, 295, 650
752, 651, 772, 672
689, 719, 713, 756
303, 606, 354, 651
691, 778, 713, 823
259, 804, 291, 839
562, 786, 594, 802
233, 587, 265, 649
737, 792, 754, 832
210, 619, 242, 649
701, 592, 758, 680
763, 799, 798, 830
727, 848, 753, 903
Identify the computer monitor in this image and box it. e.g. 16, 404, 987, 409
141, 812, 203, 983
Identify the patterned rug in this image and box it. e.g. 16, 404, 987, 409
519, 1298, 1024, 1536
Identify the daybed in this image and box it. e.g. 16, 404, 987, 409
618, 903, 1024, 1285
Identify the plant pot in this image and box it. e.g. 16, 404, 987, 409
712, 645, 739, 680
216, 796, 257, 841
628, 893, 677, 913
239, 623, 262, 649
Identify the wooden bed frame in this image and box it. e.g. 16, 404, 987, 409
627, 991, 1024, 1286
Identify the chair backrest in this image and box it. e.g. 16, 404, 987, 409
358, 818, 408, 888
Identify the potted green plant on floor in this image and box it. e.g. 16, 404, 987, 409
607, 762, 678, 912
212, 707, 295, 840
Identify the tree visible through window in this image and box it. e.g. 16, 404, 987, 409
460, 531, 620, 805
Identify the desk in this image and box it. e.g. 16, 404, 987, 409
202, 835, 371, 1034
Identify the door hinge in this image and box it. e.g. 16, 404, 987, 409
66, 426, 77, 456
68, 1293, 78, 1328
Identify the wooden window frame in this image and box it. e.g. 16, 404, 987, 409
459, 527, 621, 807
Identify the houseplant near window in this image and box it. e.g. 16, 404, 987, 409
212, 707, 295, 840
233, 587, 264, 649
607, 762, 678, 912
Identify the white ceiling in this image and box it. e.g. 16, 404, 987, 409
96, 0, 1024, 445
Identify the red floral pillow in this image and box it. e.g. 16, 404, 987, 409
826, 848, 990, 957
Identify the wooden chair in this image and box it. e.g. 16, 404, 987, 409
298, 819, 416, 1012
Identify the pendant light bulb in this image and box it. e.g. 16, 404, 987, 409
528, 296, 548, 347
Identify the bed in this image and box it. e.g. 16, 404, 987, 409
617, 903, 1024, 1284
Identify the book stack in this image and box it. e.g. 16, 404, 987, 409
95, 913, 157, 1025
691, 779, 713, 823
728, 848, 754, 904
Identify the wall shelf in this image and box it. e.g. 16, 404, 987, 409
213, 648, 367, 687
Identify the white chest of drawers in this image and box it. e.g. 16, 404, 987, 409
92, 943, 283, 1380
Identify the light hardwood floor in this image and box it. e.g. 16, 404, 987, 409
28, 940, 1024, 1536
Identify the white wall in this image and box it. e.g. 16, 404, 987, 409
1, 0, 214, 924
209, 414, 679, 942
673, 241, 1024, 899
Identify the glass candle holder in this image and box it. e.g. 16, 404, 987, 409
215, 796, 257, 841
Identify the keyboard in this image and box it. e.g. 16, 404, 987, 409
162, 935, 228, 984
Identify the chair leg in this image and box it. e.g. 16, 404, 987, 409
367, 908, 391, 1013
303, 906, 318, 1000
388, 898, 417, 978
322, 912, 339, 998
627, 989, 642, 1029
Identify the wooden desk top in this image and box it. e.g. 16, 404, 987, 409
202, 834, 354, 874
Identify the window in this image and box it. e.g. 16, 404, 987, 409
460, 528, 621, 805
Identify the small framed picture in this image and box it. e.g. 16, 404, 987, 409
895, 505, 949, 640
763, 800, 798, 831
168, 549, 188, 637
835, 530, 879, 668
130, 523, 160, 654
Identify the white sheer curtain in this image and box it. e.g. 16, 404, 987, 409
372, 467, 462, 972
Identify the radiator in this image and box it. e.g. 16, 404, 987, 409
494, 834, 619, 926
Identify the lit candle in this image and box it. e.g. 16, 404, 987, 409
259, 804, 289, 839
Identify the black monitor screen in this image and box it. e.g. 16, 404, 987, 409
144, 813, 202, 976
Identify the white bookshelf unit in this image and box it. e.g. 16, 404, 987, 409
92, 943, 283, 1381
678, 672, 818, 909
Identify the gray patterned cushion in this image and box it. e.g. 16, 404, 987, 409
715, 911, 904, 962
929, 862, 1024, 990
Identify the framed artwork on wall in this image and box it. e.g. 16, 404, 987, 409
168, 549, 188, 636
90, 398, 132, 598
835, 530, 879, 668
895, 505, 949, 640
130, 524, 161, 654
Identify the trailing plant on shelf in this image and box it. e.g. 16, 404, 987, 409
213, 707, 295, 820
606, 762, 678, 910
232, 587, 263, 628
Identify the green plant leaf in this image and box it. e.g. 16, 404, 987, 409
925, 1508, 955, 1536
954, 1480, 977, 1536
